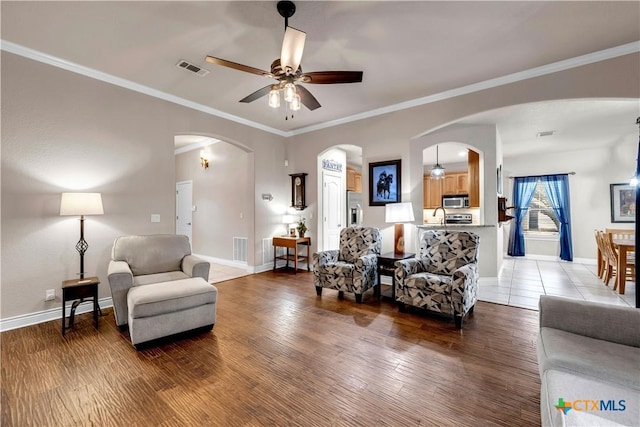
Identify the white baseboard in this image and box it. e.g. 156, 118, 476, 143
0, 297, 113, 332
193, 253, 253, 272
504, 253, 597, 265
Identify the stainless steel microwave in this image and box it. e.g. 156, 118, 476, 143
442, 195, 469, 209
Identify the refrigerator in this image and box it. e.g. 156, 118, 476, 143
346, 191, 363, 226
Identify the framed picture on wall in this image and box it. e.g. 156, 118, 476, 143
369, 159, 401, 206
610, 183, 636, 223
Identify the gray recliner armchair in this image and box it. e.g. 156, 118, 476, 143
107, 234, 217, 347
312, 226, 382, 303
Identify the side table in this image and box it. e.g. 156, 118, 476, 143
61, 276, 100, 335
272, 236, 311, 273
378, 252, 415, 301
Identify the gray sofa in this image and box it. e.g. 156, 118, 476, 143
537, 296, 640, 426
107, 234, 217, 347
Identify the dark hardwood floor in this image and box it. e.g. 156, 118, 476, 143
1, 271, 541, 426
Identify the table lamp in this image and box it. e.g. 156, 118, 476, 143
60, 192, 104, 279
282, 214, 296, 237
385, 202, 415, 255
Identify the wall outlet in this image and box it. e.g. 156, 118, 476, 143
151, 214, 161, 223
45, 289, 55, 301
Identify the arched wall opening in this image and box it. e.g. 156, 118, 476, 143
316, 144, 364, 251
174, 133, 255, 269
408, 98, 638, 271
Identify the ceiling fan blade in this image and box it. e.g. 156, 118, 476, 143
301, 71, 363, 84
280, 26, 306, 75
205, 56, 271, 77
295, 85, 321, 111
239, 85, 274, 103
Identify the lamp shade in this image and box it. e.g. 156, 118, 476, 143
60, 193, 104, 216
385, 202, 415, 223
282, 214, 296, 225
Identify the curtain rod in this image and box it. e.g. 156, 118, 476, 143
508, 172, 576, 179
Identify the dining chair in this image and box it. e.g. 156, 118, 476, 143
594, 229, 606, 279
602, 232, 635, 290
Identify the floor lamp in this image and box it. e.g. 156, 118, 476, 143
385, 202, 415, 255
60, 192, 104, 279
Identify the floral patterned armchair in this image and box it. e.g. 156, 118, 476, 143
394, 230, 479, 328
312, 226, 382, 303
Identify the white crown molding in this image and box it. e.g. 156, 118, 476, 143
2, 39, 638, 138
0, 40, 288, 137
174, 138, 221, 155
0, 297, 113, 332
289, 41, 640, 136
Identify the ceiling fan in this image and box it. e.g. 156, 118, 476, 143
204, 0, 363, 112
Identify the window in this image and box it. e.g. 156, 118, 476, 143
523, 180, 559, 233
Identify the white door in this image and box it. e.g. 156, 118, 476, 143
176, 181, 193, 246
322, 172, 343, 250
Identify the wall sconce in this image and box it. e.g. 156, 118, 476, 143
200, 150, 210, 169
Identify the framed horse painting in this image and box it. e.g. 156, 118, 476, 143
369, 159, 401, 206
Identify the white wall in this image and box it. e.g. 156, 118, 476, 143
175, 141, 252, 261
1, 48, 638, 322
287, 54, 639, 262
1, 52, 286, 320
502, 139, 637, 260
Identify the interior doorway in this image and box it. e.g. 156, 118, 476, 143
176, 181, 193, 245
322, 171, 342, 250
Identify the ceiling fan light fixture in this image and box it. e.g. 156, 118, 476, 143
268, 87, 280, 108
283, 82, 296, 103
290, 93, 301, 111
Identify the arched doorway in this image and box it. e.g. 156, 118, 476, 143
174, 134, 254, 271
316, 144, 363, 251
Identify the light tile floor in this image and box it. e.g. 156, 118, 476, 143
478, 258, 637, 310
209, 263, 251, 283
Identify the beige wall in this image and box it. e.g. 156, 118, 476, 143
287, 53, 640, 260
1, 49, 638, 322
1, 52, 286, 319
175, 141, 252, 261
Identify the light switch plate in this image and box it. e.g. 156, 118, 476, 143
151, 214, 161, 223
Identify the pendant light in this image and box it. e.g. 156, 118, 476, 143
430, 145, 445, 179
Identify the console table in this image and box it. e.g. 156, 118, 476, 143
273, 236, 311, 273
377, 252, 415, 300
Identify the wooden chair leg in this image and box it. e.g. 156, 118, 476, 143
604, 266, 612, 287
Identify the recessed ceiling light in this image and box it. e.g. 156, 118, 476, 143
458, 150, 467, 157
536, 130, 555, 137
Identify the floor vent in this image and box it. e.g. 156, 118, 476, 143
233, 237, 248, 263
176, 59, 210, 77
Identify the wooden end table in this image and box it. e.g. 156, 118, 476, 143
273, 236, 311, 273
378, 252, 415, 300
61, 276, 100, 335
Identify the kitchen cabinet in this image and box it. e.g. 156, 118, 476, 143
423, 175, 443, 209
346, 167, 362, 192
423, 149, 479, 209
443, 172, 469, 195
468, 150, 480, 207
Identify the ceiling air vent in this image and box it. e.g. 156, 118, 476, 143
536, 130, 555, 138
176, 60, 210, 77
